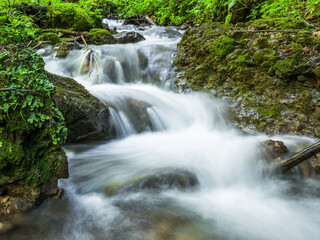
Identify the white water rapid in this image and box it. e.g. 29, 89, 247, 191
4, 22, 320, 240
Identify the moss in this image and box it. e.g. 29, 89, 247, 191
85, 28, 115, 45
89, 28, 112, 36
40, 33, 61, 45
48, 3, 102, 31
207, 36, 236, 60
247, 17, 311, 30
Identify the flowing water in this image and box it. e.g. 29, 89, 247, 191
4, 22, 320, 240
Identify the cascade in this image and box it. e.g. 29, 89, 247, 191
4, 22, 320, 240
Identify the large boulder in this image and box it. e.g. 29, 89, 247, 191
105, 169, 199, 195
47, 72, 115, 142
114, 31, 146, 44
0, 46, 68, 219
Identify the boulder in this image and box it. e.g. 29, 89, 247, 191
0, 46, 68, 219
105, 169, 199, 195
114, 31, 146, 44
85, 28, 116, 45
47, 72, 115, 142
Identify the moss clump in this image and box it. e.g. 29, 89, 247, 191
48, 3, 102, 31
0, 45, 67, 186
85, 28, 116, 45
40, 32, 61, 45
207, 36, 236, 60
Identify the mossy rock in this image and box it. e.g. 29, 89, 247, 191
175, 19, 320, 140
0, 46, 68, 217
48, 3, 102, 31
85, 28, 116, 45
47, 72, 115, 142
39, 32, 61, 45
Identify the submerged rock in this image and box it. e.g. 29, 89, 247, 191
114, 31, 146, 44
105, 169, 199, 195
47, 72, 115, 142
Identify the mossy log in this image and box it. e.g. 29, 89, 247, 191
275, 141, 320, 172
9, 4, 48, 14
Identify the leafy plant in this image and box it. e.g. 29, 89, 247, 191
0, 8, 38, 45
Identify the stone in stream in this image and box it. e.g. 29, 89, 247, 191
261, 139, 289, 162
55, 41, 81, 58
114, 31, 146, 44
105, 169, 199, 195
261, 139, 314, 177
47, 72, 115, 143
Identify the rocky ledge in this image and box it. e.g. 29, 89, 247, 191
175, 17, 320, 138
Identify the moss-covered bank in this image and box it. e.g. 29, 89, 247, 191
175, 18, 320, 138
0, 46, 68, 218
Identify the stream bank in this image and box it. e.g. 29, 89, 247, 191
175, 18, 320, 139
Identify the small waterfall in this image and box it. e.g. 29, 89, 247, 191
109, 108, 136, 137
114, 60, 125, 83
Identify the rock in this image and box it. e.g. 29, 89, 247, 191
175, 18, 320, 141
105, 169, 199, 195
261, 139, 289, 162
0, 46, 68, 219
47, 72, 115, 142
114, 31, 146, 44
55, 41, 81, 58
85, 28, 116, 45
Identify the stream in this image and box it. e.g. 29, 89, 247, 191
4, 21, 320, 240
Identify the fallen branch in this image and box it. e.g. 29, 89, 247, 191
275, 141, 320, 173
9, 4, 48, 15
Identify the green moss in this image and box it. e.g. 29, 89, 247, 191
257, 104, 281, 118
48, 3, 102, 31
40, 33, 61, 45
247, 17, 310, 30
89, 28, 112, 36
207, 36, 236, 60
86, 28, 115, 45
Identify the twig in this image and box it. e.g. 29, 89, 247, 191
80, 35, 88, 47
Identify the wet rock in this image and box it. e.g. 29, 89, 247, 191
105, 169, 199, 195
175, 18, 320, 141
114, 31, 146, 44
261, 139, 289, 162
47, 72, 115, 142
55, 41, 81, 58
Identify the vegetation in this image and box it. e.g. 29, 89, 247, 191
0, 45, 67, 183
2, 1, 320, 26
